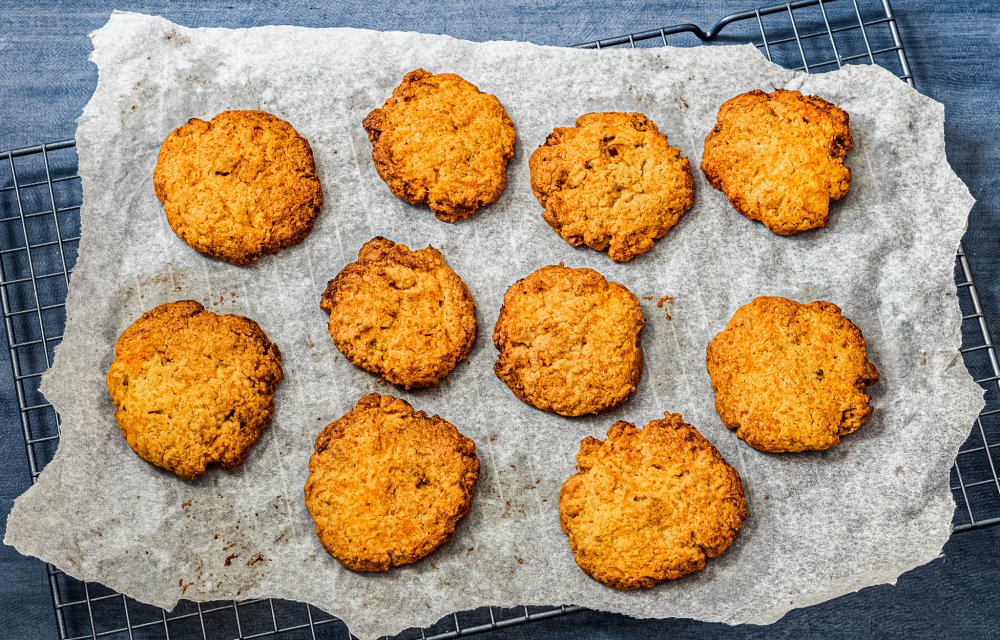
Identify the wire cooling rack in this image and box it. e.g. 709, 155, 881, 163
3, 1, 999, 639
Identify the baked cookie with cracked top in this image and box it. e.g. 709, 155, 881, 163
105, 300, 283, 479
529, 112, 695, 262
304, 393, 479, 571
363, 69, 516, 222
320, 237, 477, 389
706, 296, 879, 452
559, 413, 748, 590
701, 89, 853, 235
492, 264, 645, 416
153, 110, 324, 265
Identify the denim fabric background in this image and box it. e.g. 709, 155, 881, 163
1, 1, 998, 638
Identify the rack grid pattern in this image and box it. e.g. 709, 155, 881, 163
2, 1, 997, 639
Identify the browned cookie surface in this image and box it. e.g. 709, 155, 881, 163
530, 112, 694, 262
701, 89, 853, 235
560, 414, 748, 590
492, 264, 645, 416
363, 69, 516, 222
105, 300, 283, 479
153, 109, 323, 265
304, 393, 479, 571
320, 237, 477, 389
706, 296, 879, 452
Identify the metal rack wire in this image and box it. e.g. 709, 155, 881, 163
2, 1, 998, 638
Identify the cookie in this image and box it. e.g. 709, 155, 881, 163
706, 296, 879, 452
363, 69, 516, 222
559, 414, 747, 590
529, 112, 695, 262
320, 237, 477, 389
492, 264, 645, 416
153, 110, 324, 265
304, 393, 479, 571
105, 300, 283, 479
701, 89, 853, 235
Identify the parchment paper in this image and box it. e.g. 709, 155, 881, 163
4, 12, 984, 639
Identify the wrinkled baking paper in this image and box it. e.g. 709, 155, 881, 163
5, 12, 983, 639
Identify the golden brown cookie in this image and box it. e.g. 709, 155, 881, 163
701, 89, 853, 235
560, 414, 747, 590
304, 393, 479, 571
492, 264, 645, 416
529, 112, 695, 262
105, 300, 283, 479
706, 296, 879, 452
363, 69, 516, 222
320, 237, 477, 389
153, 110, 324, 265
